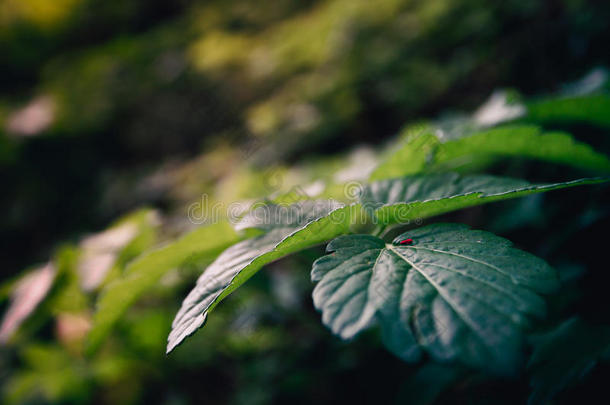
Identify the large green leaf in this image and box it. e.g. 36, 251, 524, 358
370, 125, 610, 180
312, 224, 557, 373
167, 203, 360, 353
87, 221, 240, 353
360, 173, 606, 225
528, 317, 610, 404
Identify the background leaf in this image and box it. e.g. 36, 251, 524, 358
528, 317, 610, 404
87, 221, 240, 353
433, 125, 610, 173
369, 124, 439, 181
526, 94, 610, 128
370, 125, 610, 180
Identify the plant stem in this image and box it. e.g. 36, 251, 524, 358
372, 225, 387, 237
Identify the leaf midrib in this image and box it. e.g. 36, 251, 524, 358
406, 245, 518, 282
385, 244, 490, 348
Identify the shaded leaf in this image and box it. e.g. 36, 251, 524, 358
395, 362, 466, 405
528, 317, 610, 404
312, 224, 557, 373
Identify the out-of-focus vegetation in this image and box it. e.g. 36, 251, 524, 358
1, 0, 610, 404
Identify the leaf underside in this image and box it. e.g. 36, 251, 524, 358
360, 173, 606, 225
167, 203, 359, 353
234, 200, 345, 232
312, 223, 558, 374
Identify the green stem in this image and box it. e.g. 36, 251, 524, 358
372, 225, 387, 237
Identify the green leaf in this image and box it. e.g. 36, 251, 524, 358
526, 94, 610, 128
87, 221, 240, 354
360, 173, 606, 225
167, 203, 360, 353
369, 124, 439, 181
433, 126, 610, 173
312, 224, 557, 373
528, 317, 610, 404
370, 125, 610, 180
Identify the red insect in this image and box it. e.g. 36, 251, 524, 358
399, 238, 414, 245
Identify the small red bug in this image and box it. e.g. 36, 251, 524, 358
399, 238, 413, 245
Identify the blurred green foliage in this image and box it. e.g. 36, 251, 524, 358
1, 0, 610, 404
